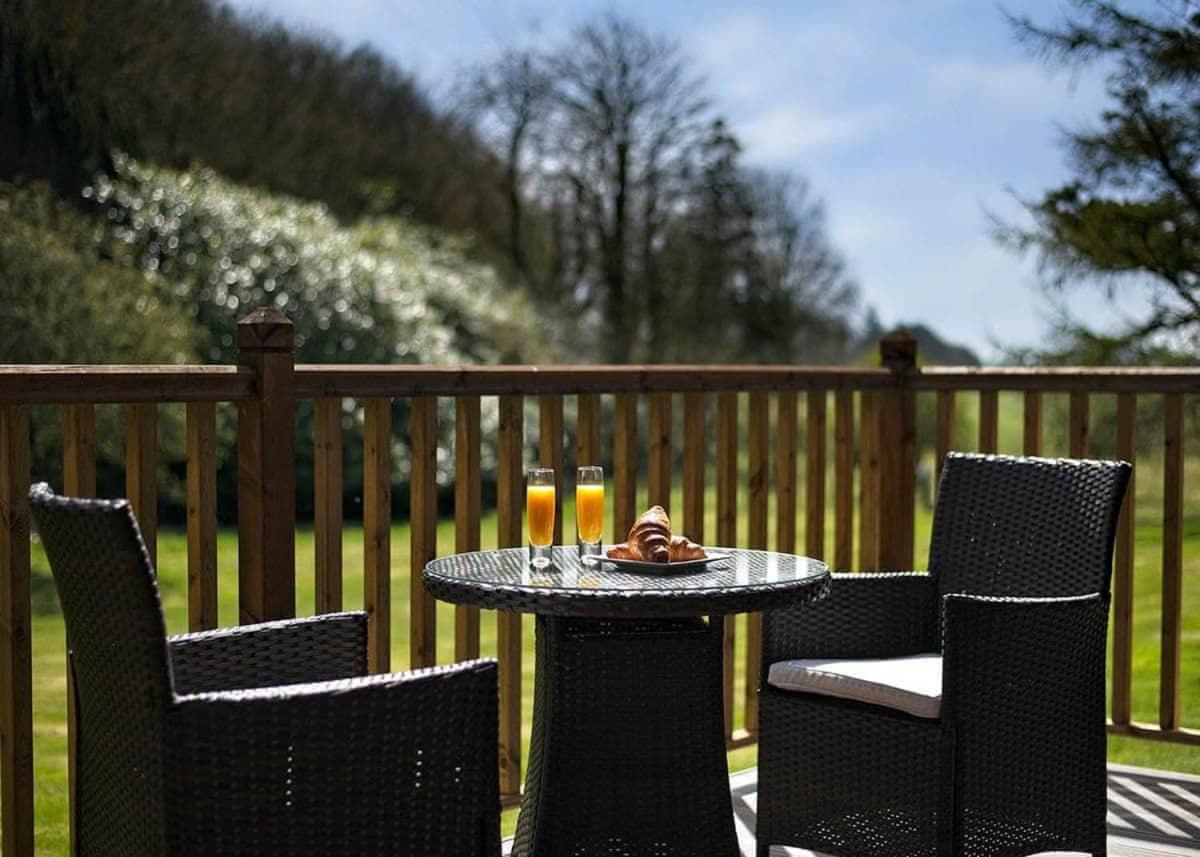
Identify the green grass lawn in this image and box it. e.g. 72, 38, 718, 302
17, 471, 1200, 851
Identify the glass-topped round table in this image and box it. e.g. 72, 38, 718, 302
424, 547, 829, 857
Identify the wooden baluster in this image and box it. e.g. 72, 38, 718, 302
410, 396, 438, 669
648, 393, 672, 510
1112, 393, 1136, 726
313, 398, 343, 615
577, 393, 601, 466
716, 392, 738, 737
0, 405, 32, 857
857, 392, 880, 570
775, 391, 798, 555
1023, 391, 1043, 455
834, 390, 854, 570
186, 402, 218, 630
683, 393, 706, 542
744, 392, 769, 734
62, 404, 95, 856
805, 391, 827, 560
363, 398, 391, 673
612, 394, 637, 541
935, 391, 955, 491
124, 403, 158, 569
1160, 393, 1183, 731
978, 390, 998, 454
497, 395, 524, 798
455, 396, 482, 661
540, 396, 565, 546
236, 308, 296, 624
63, 405, 96, 499
1069, 391, 1090, 458
877, 333, 917, 571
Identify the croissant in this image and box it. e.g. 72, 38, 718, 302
628, 505, 671, 563
668, 535, 706, 562
606, 542, 639, 560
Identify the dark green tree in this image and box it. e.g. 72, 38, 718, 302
1001, 0, 1200, 362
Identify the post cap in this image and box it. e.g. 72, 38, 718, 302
237, 307, 294, 351
879, 329, 917, 372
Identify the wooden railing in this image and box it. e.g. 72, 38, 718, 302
0, 309, 1196, 855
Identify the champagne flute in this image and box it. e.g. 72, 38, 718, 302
526, 467, 556, 568
576, 465, 604, 564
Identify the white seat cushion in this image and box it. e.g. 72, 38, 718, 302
767, 653, 943, 719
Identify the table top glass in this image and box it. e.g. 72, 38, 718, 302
422, 547, 829, 618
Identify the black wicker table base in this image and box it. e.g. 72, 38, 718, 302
510, 615, 739, 857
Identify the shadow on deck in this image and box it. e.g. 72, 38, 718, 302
504, 764, 1200, 856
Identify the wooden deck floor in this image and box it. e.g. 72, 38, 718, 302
504, 764, 1200, 855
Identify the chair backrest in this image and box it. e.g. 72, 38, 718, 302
930, 453, 1131, 600
29, 484, 170, 854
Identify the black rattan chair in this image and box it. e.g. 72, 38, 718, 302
756, 453, 1131, 857
30, 483, 501, 857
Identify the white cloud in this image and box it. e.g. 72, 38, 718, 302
738, 104, 882, 161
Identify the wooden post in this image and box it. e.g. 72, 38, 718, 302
1112, 393, 1136, 726
833, 390, 854, 569
236, 308, 295, 624
1022, 391, 1043, 456
775, 391, 798, 554
62, 405, 94, 857
186, 402, 218, 631
497, 395, 524, 798
978, 390, 998, 454
682, 393, 706, 542
648, 393, 672, 510
857, 392, 880, 569
612, 394, 638, 541
1069, 391, 1090, 459
0, 405, 32, 857
804, 391, 826, 560
576, 393, 601, 467
409, 396, 438, 669
124, 404, 158, 568
716, 392, 737, 736
540, 396, 565, 546
744, 391, 769, 733
455, 396, 482, 661
934, 391, 955, 490
1160, 393, 1184, 730
363, 399, 392, 673
313, 398, 344, 615
877, 331, 917, 571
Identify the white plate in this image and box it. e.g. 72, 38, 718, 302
601, 552, 732, 574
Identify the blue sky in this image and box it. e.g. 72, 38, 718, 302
224, 0, 1153, 359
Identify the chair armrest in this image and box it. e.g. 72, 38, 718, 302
166, 659, 500, 855
942, 592, 1109, 721
168, 611, 368, 694
941, 593, 1109, 823
761, 572, 937, 678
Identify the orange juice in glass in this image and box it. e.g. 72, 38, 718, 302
576, 465, 604, 564
526, 467, 556, 568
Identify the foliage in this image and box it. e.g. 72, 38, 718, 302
0, 180, 197, 508
0, 180, 197, 364
87, 154, 539, 367
463, 15, 860, 363
1000, 0, 1200, 362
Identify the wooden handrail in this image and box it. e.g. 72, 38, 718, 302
293, 364, 897, 397
0, 366, 255, 404
914, 365, 1200, 392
